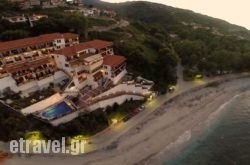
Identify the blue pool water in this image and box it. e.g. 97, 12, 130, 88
41, 102, 73, 120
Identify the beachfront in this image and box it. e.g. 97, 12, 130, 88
3, 72, 250, 164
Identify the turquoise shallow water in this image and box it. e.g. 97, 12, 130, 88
165, 91, 250, 165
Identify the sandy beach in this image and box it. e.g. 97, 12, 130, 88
4, 76, 250, 165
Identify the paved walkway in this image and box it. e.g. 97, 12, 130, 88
1, 64, 249, 156
82, 64, 250, 153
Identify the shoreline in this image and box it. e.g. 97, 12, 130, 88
4, 76, 250, 165
147, 92, 244, 165
114, 81, 248, 165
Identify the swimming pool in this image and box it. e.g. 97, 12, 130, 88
41, 101, 73, 120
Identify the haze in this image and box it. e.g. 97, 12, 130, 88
101, 0, 250, 30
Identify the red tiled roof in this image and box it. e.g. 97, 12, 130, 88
0, 33, 78, 52
85, 40, 113, 49
39, 33, 63, 42
63, 33, 78, 39
69, 60, 81, 66
4, 63, 29, 73
54, 43, 89, 57
28, 57, 50, 68
55, 46, 76, 57
54, 40, 112, 57
3, 57, 51, 73
103, 55, 126, 67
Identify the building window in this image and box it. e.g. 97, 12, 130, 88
105, 72, 108, 75
65, 64, 69, 67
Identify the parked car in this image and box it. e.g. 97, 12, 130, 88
138, 105, 145, 111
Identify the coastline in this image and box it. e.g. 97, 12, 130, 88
109, 78, 250, 165
4, 76, 250, 165
149, 92, 244, 165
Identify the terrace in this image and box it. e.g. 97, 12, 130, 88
2, 51, 50, 66
67, 54, 104, 72
3, 86, 56, 110
111, 63, 126, 78
99, 47, 114, 56
0, 68, 8, 79
4, 57, 56, 85
0, 42, 54, 58
77, 79, 113, 108
65, 38, 79, 47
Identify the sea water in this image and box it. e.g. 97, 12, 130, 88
165, 91, 250, 165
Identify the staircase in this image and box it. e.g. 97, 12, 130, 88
103, 78, 112, 89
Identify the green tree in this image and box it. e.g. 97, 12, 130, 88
174, 40, 207, 68
0, 30, 30, 41
64, 13, 88, 40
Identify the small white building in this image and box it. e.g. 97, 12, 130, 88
2, 15, 27, 23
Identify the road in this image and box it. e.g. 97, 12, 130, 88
1, 64, 247, 156
87, 19, 129, 32
83, 63, 218, 153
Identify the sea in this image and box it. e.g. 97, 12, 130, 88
165, 91, 250, 165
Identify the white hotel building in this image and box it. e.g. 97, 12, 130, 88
0, 33, 153, 125
0, 33, 127, 95
53, 40, 127, 92
0, 33, 79, 94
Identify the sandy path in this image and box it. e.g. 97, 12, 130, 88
4, 77, 250, 165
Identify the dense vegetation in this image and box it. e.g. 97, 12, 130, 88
2, 0, 250, 141
0, 0, 88, 41
0, 99, 143, 142
87, 0, 250, 84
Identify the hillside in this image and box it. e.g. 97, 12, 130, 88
84, 0, 250, 40
85, 0, 250, 92
1, 0, 250, 142
1, 0, 250, 92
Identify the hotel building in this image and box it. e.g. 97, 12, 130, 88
0, 33, 155, 126
53, 39, 126, 92
0, 33, 79, 93
0, 33, 127, 95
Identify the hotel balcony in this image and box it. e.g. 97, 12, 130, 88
87, 65, 103, 74
78, 75, 87, 83
93, 71, 104, 82
77, 69, 88, 75
0, 43, 54, 58
2, 54, 50, 68
111, 63, 126, 78
65, 39, 79, 46
14, 67, 55, 86
5, 56, 55, 86
0, 69, 9, 79
100, 48, 114, 56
